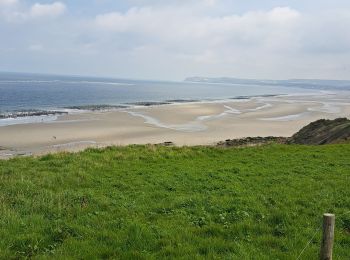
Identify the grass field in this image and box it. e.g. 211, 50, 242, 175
0, 144, 349, 259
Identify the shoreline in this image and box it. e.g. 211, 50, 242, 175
0, 93, 287, 126
1, 91, 349, 159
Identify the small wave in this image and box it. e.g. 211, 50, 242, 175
282, 91, 332, 97
64, 105, 128, 111
0, 80, 61, 84
0, 109, 68, 126
69, 80, 134, 86
0, 79, 134, 86
0, 115, 58, 126
126, 101, 171, 107
0, 110, 67, 119
232, 94, 280, 100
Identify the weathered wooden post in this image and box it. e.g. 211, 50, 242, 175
320, 213, 335, 260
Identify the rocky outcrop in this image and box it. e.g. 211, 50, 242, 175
157, 142, 175, 146
0, 110, 68, 119
217, 118, 350, 147
217, 136, 287, 147
288, 118, 350, 145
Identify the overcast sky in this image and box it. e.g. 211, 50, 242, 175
1, 0, 350, 80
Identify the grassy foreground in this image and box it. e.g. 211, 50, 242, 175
0, 144, 349, 259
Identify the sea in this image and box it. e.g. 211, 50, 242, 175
0, 72, 332, 126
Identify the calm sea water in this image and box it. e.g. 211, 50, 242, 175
0, 72, 314, 114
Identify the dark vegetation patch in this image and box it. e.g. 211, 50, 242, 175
288, 118, 350, 145
218, 118, 350, 147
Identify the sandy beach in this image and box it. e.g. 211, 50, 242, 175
1, 91, 350, 159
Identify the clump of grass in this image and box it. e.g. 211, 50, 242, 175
0, 144, 349, 258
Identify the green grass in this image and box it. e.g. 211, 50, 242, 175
0, 144, 349, 259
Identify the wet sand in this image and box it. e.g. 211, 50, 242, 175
0, 92, 349, 159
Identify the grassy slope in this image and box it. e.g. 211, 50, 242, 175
289, 118, 350, 145
0, 144, 349, 259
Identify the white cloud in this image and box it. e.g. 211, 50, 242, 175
1, 1, 350, 80
203, 0, 218, 7
267, 6, 300, 23
0, 0, 18, 6
90, 5, 306, 79
30, 2, 66, 18
0, 1, 66, 22
94, 6, 301, 53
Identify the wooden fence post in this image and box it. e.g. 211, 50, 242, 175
320, 213, 335, 260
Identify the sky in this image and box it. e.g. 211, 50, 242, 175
1, 0, 350, 80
